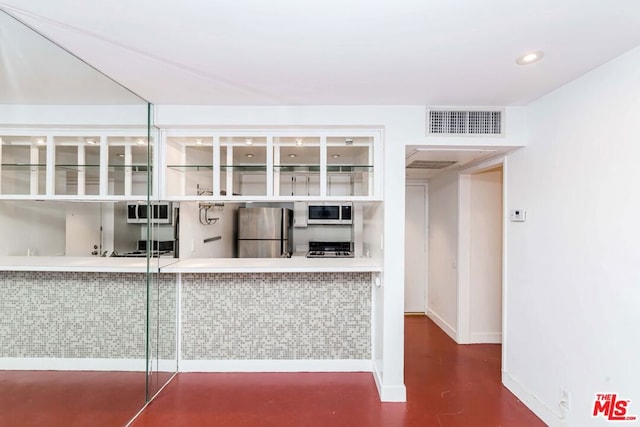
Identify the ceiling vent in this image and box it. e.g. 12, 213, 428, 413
407, 160, 457, 169
427, 109, 503, 136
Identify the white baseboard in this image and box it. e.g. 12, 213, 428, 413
470, 332, 502, 344
0, 357, 144, 371
426, 308, 457, 341
370, 363, 407, 403
180, 359, 373, 373
0, 357, 177, 372
502, 371, 565, 427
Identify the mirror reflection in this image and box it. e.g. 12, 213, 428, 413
0, 9, 176, 426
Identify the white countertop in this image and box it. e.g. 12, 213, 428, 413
0, 256, 382, 273
162, 257, 382, 273
0, 256, 178, 272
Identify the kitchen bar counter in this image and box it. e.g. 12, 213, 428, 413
0, 256, 178, 272
162, 257, 382, 273
0, 256, 382, 273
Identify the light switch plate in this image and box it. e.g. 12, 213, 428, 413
510, 209, 526, 222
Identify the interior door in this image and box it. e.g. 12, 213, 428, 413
65, 203, 102, 256
405, 184, 428, 313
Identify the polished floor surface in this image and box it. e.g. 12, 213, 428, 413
0, 317, 544, 426
131, 316, 544, 427
0, 371, 146, 426
0, 370, 175, 427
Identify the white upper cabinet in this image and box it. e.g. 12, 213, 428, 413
161, 130, 381, 201
0, 128, 380, 201
0, 130, 153, 200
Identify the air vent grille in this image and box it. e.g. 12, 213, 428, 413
428, 110, 502, 135
407, 160, 457, 170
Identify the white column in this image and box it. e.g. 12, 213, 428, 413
379, 133, 407, 402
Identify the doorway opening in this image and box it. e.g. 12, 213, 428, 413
457, 162, 504, 344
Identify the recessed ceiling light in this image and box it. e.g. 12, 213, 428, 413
117, 153, 125, 158
35, 138, 45, 145
295, 138, 303, 146
516, 50, 544, 65
136, 138, 146, 145
195, 138, 203, 145
345, 138, 354, 145
246, 153, 254, 158
288, 154, 297, 158
245, 138, 253, 145
86, 138, 97, 145
332, 154, 340, 158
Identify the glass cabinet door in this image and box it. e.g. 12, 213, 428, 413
223, 136, 267, 197
274, 137, 320, 197
165, 136, 214, 197
0, 136, 47, 196
107, 136, 152, 196
326, 136, 374, 197
54, 136, 101, 196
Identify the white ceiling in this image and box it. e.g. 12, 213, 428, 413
1, 0, 640, 106
2, 1, 640, 180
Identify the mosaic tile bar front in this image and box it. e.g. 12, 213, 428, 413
0, 272, 176, 360
181, 272, 372, 360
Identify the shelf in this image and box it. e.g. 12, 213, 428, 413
108, 164, 151, 172
327, 165, 373, 173
221, 165, 267, 171
167, 165, 212, 172
1, 163, 46, 169
274, 165, 321, 173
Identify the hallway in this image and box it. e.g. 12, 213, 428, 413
131, 316, 543, 426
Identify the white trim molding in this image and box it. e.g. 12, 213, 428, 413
180, 359, 373, 373
427, 309, 457, 342
502, 371, 564, 427
0, 358, 177, 372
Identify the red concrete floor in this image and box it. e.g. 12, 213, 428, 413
131, 316, 544, 427
0, 371, 147, 427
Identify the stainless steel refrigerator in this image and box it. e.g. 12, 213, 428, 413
237, 207, 292, 258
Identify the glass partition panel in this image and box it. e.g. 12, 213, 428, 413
0, 8, 176, 426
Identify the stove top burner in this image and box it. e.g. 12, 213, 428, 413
306, 242, 354, 258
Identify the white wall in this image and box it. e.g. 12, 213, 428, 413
0, 201, 66, 256
178, 202, 240, 258
0, 105, 149, 126
504, 46, 640, 426
469, 167, 502, 343
427, 171, 459, 340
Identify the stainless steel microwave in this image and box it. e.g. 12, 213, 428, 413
307, 203, 352, 225
127, 202, 172, 224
